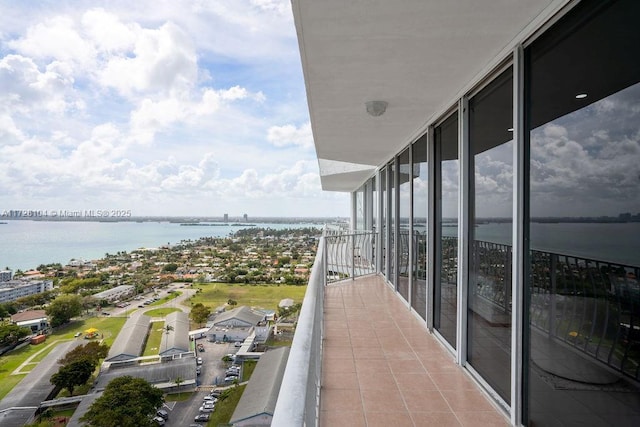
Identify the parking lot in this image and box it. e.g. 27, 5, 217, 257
163, 339, 241, 426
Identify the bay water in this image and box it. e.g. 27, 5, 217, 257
0, 220, 322, 271
1, 220, 638, 271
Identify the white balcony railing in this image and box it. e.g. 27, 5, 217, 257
273, 229, 376, 425
272, 235, 326, 426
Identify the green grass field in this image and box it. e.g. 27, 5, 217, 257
206, 384, 246, 426
142, 307, 181, 317
188, 283, 307, 311
143, 321, 165, 356
149, 291, 181, 306
0, 316, 126, 401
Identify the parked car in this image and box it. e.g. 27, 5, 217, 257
234, 341, 242, 347
196, 366, 201, 375
199, 406, 214, 413
195, 414, 210, 422
156, 409, 169, 420
196, 357, 203, 365
224, 376, 237, 383
203, 395, 216, 402
152, 416, 165, 426
74, 332, 82, 337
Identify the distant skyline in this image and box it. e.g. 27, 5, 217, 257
0, 0, 350, 217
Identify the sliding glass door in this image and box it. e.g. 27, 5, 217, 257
434, 112, 459, 349
525, 0, 640, 424
467, 67, 513, 404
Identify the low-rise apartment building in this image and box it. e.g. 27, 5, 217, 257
0, 279, 53, 303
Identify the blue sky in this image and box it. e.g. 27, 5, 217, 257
0, 0, 349, 218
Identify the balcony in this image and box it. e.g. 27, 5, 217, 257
274, 229, 640, 426
273, 233, 509, 426
319, 274, 509, 426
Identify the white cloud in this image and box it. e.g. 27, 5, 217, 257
81, 8, 138, 53
267, 122, 313, 149
99, 22, 197, 97
7, 15, 96, 67
0, 1, 334, 217
0, 54, 78, 115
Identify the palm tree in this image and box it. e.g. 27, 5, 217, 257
174, 376, 183, 397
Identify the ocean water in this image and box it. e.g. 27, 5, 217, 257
1, 220, 638, 271
458, 221, 640, 267
0, 220, 323, 271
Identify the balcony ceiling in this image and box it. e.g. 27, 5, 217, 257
292, 0, 557, 191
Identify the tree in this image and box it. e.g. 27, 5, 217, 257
81, 376, 164, 427
46, 294, 83, 327
0, 302, 17, 316
162, 263, 178, 272
59, 341, 109, 367
50, 359, 94, 395
174, 377, 183, 398
16, 290, 56, 308
189, 303, 211, 327
0, 324, 31, 345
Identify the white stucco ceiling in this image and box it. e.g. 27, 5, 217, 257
292, 0, 560, 191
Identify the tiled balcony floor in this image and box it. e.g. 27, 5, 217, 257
320, 275, 510, 427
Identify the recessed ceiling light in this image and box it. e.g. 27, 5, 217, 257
507, 128, 514, 132
365, 100, 388, 117
576, 93, 588, 99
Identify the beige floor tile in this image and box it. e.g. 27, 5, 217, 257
410, 411, 462, 426
441, 389, 497, 412
394, 372, 437, 391
401, 389, 452, 412
321, 388, 363, 412
361, 389, 406, 413
456, 411, 510, 426
321, 410, 367, 427
320, 276, 507, 427
364, 411, 415, 427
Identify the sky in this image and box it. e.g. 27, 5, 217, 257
0, 0, 349, 218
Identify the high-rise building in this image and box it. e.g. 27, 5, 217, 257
243, 213, 248, 222
274, 1, 640, 425
223, 213, 228, 223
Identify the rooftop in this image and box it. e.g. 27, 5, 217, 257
10, 310, 47, 323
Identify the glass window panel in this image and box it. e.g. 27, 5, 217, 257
380, 168, 387, 275
525, 0, 640, 424
372, 176, 378, 269
398, 148, 411, 301
412, 135, 428, 319
389, 161, 396, 285
468, 67, 513, 404
355, 186, 364, 231
434, 112, 458, 348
